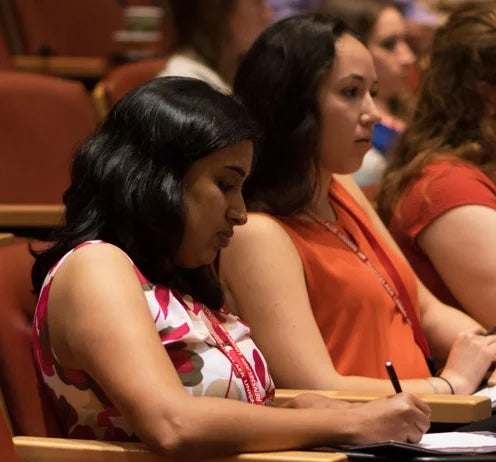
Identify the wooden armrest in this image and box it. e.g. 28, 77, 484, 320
0, 233, 14, 246
92, 81, 109, 122
13, 436, 347, 462
13, 56, 108, 79
0, 204, 65, 227
274, 389, 491, 424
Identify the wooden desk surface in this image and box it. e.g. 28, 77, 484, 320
0, 204, 64, 228
275, 389, 492, 424
14, 437, 347, 462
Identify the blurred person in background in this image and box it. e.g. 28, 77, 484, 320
378, 1, 496, 328
158, 0, 272, 93
267, 0, 319, 21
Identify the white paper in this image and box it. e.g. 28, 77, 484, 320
418, 432, 496, 452
474, 385, 496, 407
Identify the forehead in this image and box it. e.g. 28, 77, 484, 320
231, 0, 264, 17
186, 140, 253, 177
327, 34, 377, 83
370, 7, 406, 41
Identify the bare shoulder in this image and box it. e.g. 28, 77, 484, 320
233, 213, 296, 245
224, 213, 300, 258
220, 212, 305, 300
48, 242, 142, 319
53, 242, 134, 282
48, 243, 153, 368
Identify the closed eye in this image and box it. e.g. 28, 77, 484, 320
218, 180, 236, 193
380, 36, 399, 52
342, 87, 359, 98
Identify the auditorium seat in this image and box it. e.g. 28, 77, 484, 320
0, 409, 19, 462
92, 57, 166, 119
8, 0, 125, 57
0, 23, 13, 69
0, 70, 97, 206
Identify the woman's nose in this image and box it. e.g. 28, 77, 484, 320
228, 195, 248, 226
398, 40, 416, 66
361, 95, 382, 126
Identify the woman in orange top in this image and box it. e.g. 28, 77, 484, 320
220, 14, 496, 395
377, 2, 496, 328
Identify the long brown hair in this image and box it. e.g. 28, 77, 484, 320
168, 0, 235, 71
378, 1, 496, 223
318, 0, 396, 43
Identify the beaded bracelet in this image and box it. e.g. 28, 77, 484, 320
437, 375, 455, 394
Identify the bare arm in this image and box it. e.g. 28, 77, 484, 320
337, 175, 496, 393
221, 213, 452, 394
417, 204, 496, 328
47, 243, 430, 459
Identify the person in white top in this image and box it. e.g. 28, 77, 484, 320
158, 0, 273, 93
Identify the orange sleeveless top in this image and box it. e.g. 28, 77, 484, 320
274, 178, 430, 379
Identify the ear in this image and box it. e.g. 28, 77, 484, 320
476, 80, 496, 116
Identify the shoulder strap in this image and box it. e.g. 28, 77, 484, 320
331, 187, 435, 374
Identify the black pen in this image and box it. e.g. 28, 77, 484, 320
385, 361, 402, 393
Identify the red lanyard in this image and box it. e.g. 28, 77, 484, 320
201, 306, 265, 405
304, 205, 433, 366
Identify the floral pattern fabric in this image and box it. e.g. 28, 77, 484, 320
32, 241, 275, 441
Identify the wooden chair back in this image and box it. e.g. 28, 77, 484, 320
93, 57, 166, 119
0, 70, 97, 204
0, 238, 62, 437
9, 0, 125, 57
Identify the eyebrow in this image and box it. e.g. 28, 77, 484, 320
339, 74, 379, 85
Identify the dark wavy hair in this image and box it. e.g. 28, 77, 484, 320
32, 77, 257, 309
168, 0, 235, 72
378, 1, 496, 224
233, 13, 349, 216
318, 0, 396, 44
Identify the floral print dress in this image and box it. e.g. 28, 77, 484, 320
32, 241, 275, 441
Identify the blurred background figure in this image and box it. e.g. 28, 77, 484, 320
267, 0, 319, 21
395, 0, 440, 58
378, 1, 496, 328
318, 0, 417, 191
157, 0, 272, 93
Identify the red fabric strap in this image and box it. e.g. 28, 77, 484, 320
330, 192, 432, 363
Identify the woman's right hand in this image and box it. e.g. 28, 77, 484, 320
343, 393, 431, 445
440, 327, 496, 394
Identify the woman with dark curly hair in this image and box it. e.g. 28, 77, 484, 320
377, 2, 496, 328
31, 76, 431, 457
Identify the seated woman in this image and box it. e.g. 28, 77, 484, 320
319, 0, 417, 188
377, 2, 496, 328
157, 0, 272, 93
31, 77, 430, 457
220, 14, 496, 396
